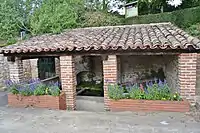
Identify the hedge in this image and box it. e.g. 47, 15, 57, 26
126, 6, 200, 28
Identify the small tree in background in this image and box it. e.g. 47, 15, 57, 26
30, 0, 84, 34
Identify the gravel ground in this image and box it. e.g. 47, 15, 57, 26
0, 107, 200, 133
0, 92, 200, 133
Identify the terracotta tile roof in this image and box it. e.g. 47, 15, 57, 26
1, 22, 200, 54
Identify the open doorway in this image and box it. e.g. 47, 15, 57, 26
75, 56, 104, 111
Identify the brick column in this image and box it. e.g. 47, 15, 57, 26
103, 55, 118, 110
8, 57, 23, 82
178, 53, 197, 105
60, 56, 76, 110
55, 57, 60, 77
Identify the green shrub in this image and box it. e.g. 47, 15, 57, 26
33, 83, 46, 96
20, 88, 34, 96
5, 79, 61, 96
128, 84, 145, 99
9, 85, 19, 95
30, 0, 84, 34
107, 80, 182, 101
126, 6, 200, 28
49, 86, 60, 96
79, 11, 124, 27
107, 84, 124, 100
186, 23, 200, 38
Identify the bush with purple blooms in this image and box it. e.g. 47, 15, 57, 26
108, 79, 182, 101
5, 78, 61, 96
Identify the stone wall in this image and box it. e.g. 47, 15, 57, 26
165, 56, 179, 93
23, 59, 39, 81
23, 60, 32, 81
119, 55, 178, 91
75, 56, 102, 84
0, 54, 9, 89
0, 55, 38, 89
30, 59, 38, 78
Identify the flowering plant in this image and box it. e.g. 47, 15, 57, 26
107, 79, 182, 101
5, 78, 61, 96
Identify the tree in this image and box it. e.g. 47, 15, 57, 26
0, 0, 21, 42
0, 0, 42, 44
29, 0, 84, 34
79, 11, 124, 27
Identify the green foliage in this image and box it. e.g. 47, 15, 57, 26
107, 81, 182, 101
20, 89, 34, 96
9, 85, 20, 95
0, 0, 39, 44
127, 6, 200, 28
0, 0, 21, 41
33, 83, 46, 96
30, 0, 84, 34
0, 0, 124, 43
128, 84, 144, 99
48, 85, 60, 96
6, 38, 17, 45
77, 81, 103, 91
6, 80, 60, 96
186, 23, 200, 38
79, 11, 124, 27
108, 84, 124, 100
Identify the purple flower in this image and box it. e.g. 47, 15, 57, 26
5, 80, 13, 87
148, 81, 153, 87
144, 88, 148, 93
29, 84, 36, 91
164, 79, 167, 84
158, 79, 163, 87
17, 86, 25, 92
54, 81, 59, 86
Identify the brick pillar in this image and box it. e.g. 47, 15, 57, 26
103, 55, 118, 110
60, 56, 76, 110
196, 54, 200, 96
55, 57, 60, 77
178, 53, 197, 105
8, 57, 23, 82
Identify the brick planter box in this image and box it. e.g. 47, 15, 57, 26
8, 92, 66, 110
109, 99, 190, 112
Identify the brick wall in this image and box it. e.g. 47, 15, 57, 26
178, 53, 197, 105
196, 54, 200, 96
55, 57, 60, 77
60, 56, 76, 110
103, 55, 118, 110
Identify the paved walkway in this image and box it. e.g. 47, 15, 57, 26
0, 92, 200, 133
0, 107, 200, 133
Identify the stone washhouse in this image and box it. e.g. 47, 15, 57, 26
1, 22, 200, 110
